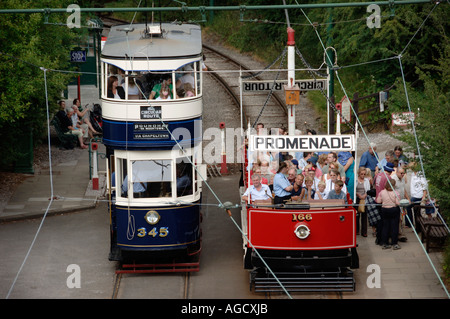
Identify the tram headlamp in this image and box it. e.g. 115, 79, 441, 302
294, 225, 310, 240
144, 210, 160, 225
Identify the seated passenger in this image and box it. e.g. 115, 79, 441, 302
242, 174, 272, 203
287, 168, 297, 185
327, 180, 347, 204
155, 82, 172, 100
324, 169, 347, 194
259, 160, 272, 184
314, 181, 328, 199
107, 76, 125, 99
250, 167, 268, 185
127, 78, 142, 99
183, 82, 195, 97
291, 175, 304, 201
299, 176, 316, 201
176, 65, 195, 89
150, 77, 173, 99
273, 162, 293, 205
303, 164, 320, 190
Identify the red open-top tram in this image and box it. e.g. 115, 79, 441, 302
240, 133, 359, 293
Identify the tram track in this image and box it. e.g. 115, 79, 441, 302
111, 271, 192, 299
203, 44, 288, 131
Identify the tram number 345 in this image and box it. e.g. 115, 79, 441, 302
137, 227, 169, 238
292, 214, 312, 222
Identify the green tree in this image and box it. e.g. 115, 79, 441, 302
0, 0, 78, 169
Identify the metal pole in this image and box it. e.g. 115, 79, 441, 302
0, 1, 432, 14
326, 5, 335, 135
287, 27, 296, 137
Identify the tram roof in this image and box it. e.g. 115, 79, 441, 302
102, 23, 202, 60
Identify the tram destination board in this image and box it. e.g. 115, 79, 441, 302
250, 134, 355, 152
140, 106, 162, 119
243, 79, 327, 92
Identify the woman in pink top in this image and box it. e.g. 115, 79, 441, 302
376, 179, 401, 250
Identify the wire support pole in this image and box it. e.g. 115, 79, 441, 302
0, 1, 434, 14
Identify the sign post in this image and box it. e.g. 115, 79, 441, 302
70, 49, 86, 102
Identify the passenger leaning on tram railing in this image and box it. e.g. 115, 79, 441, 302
242, 174, 272, 203
298, 176, 316, 201
155, 82, 172, 100
327, 180, 348, 204
150, 77, 173, 100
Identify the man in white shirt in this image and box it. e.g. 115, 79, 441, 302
242, 174, 272, 203
406, 170, 428, 227
391, 168, 409, 201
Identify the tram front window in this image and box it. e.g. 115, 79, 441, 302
130, 160, 172, 198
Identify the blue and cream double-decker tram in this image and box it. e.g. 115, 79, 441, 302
102, 23, 205, 272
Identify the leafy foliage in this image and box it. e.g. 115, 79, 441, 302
0, 0, 79, 168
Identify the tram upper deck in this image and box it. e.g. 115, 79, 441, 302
101, 23, 203, 122
101, 23, 203, 149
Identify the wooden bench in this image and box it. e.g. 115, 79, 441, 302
50, 116, 77, 149
414, 205, 449, 252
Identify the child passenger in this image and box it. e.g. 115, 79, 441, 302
299, 176, 316, 200
314, 181, 328, 199
327, 180, 347, 204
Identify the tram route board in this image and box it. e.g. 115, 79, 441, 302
242, 79, 327, 92
136, 107, 169, 139
133, 123, 169, 140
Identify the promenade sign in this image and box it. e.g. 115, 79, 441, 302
242, 79, 327, 92
249, 135, 355, 152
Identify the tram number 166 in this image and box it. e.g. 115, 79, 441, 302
292, 214, 312, 222
137, 227, 169, 238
